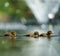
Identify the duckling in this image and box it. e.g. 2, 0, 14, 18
25, 31, 39, 38
4, 32, 16, 42
11, 32, 16, 42
46, 30, 53, 40
33, 31, 39, 38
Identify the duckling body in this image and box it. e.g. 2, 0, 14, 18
4, 32, 12, 41
4, 32, 11, 37
25, 33, 33, 37
4, 32, 16, 42
40, 33, 47, 37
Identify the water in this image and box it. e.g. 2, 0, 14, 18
0, 36, 60, 56
0, 24, 60, 56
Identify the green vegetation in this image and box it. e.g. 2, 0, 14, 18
0, 0, 32, 18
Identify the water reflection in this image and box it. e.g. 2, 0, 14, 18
0, 35, 60, 56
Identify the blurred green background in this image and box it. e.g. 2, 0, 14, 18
0, 0, 36, 23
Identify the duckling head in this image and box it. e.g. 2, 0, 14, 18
11, 32, 16, 37
47, 30, 52, 35
33, 31, 39, 38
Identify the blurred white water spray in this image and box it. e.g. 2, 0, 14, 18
25, 0, 48, 23
25, 0, 60, 24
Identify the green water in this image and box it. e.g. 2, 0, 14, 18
0, 33, 60, 56
0, 37, 60, 56
0, 38, 31, 56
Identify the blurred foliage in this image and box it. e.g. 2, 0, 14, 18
0, 0, 34, 19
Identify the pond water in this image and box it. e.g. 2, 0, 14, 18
0, 25, 60, 56
0, 36, 60, 56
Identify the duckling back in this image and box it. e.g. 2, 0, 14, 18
40, 33, 47, 37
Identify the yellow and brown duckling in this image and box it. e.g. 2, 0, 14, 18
46, 30, 53, 39
33, 31, 40, 38
25, 31, 40, 38
4, 32, 16, 37
40, 30, 53, 38
47, 31, 52, 36
4, 32, 16, 41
